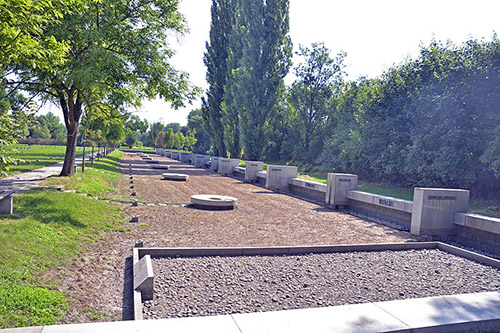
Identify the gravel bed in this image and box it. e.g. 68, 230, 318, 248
143, 249, 500, 319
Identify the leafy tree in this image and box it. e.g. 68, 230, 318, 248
0, 0, 73, 73
35, 112, 66, 140
7, 0, 199, 176
187, 108, 211, 153
124, 127, 137, 148
289, 42, 345, 159
202, 0, 234, 156
231, 0, 292, 160
163, 127, 175, 148
165, 122, 181, 133
145, 122, 165, 147
185, 129, 197, 151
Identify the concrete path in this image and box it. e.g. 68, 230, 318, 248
1, 291, 499, 332
0, 157, 87, 193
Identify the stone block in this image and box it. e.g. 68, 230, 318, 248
165, 150, 172, 158
325, 173, 358, 206
411, 188, 469, 236
180, 152, 192, 163
266, 165, 298, 191
171, 151, 180, 160
133, 255, 154, 301
218, 158, 240, 176
245, 161, 264, 182
194, 154, 211, 168
210, 156, 219, 171
0, 191, 14, 214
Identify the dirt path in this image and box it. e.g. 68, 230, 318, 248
60, 152, 419, 323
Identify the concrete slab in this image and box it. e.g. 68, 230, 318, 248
232, 302, 408, 333
40, 315, 240, 333
375, 291, 500, 331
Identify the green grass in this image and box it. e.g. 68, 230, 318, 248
0, 149, 127, 328
2, 144, 85, 177
0, 190, 124, 328
42, 150, 124, 198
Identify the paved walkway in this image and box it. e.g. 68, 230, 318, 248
0, 157, 87, 193
2, 291, 499, 332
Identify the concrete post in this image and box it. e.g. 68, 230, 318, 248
266, 165, 298, 191
210, 156, 219, 172
245, 161, 264, 182
0, 196, 13, 214
410, 188, 469, 236
180, 152, 192, 163
218, 158, 240, 176
194, 154, 210, 168
171, 151, 179, 160
325, 173, 358, 206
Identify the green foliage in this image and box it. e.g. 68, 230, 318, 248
232, 0, 292, 160
202, 0, 233, 156
318, 37, 500, 198
0, 111, 34, 176
42, 150, 124, 197
7, 0, 199, 176
289, 42, 345, 159
0, 185, 124, 328
187, 109, 211, 153
0, 0, 73, 72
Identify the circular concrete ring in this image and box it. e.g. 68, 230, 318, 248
191, 194, 237, 210
162, 173, 189, 181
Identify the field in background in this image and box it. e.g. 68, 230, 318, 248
1, 144, 85, 177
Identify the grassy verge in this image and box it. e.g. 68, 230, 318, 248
0, 150, 126, 329
42, 150, 124, 199
2, 144, 85, 177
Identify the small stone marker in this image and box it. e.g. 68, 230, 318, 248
162, 173, 189, 181
152, 165, 170, 170
130, 185, 135, 189
134, 255, 154, 301
130, 215, 139, 223
131, 191, 136, 196
131, 201, 138, 207
134, 240, 144, 248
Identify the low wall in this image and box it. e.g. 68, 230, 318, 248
232, 166, 246, 179
289, 178, 326, 203
210, 156, 219, 172
454, 214, 500, 255
171, 151, 180, 160
256, 171, 267, 186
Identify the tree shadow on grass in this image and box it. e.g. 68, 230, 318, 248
15, 191, 87, 229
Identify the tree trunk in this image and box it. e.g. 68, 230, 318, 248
82, 142, 86, 173
60, 122, 79, 176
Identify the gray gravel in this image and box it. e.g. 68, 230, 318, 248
143, 249, 500, 319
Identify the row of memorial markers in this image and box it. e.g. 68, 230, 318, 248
155, 149, 488, 240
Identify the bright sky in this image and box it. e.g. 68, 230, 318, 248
42, 0, 500, 126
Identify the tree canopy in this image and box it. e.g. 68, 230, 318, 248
5, 0, 199, 175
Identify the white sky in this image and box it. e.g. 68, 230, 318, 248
42, 0, 500, 126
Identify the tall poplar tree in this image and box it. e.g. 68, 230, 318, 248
202, 0, 234, 157
232, 0, 292, 160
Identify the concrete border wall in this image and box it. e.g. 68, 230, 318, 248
171, 151, 180, 160
232, 166, 246, 179
289, 178, 326, 203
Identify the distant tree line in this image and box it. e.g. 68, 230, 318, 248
201, 0, 500, 196
271, 38, 500, 197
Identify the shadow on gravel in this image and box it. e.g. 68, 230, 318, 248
122, 256, 134, 321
